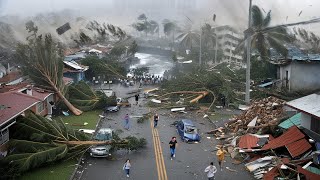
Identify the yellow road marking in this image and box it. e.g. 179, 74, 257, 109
150, 118, 161, 180
154, 128, 168, 180
150, 109, 168, 180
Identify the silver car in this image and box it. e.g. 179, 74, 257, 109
90, 128, 113, 158
90, 145, 111, 157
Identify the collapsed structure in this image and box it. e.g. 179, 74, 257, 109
208, 96, 320, 179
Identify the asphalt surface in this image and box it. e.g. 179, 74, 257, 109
79, 83, 253, 180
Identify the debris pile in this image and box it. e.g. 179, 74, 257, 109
207, 96, 320, 179
226, 97, 286, 134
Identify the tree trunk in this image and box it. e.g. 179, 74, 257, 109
55, 140, 128, 145
56, 89, 83, 116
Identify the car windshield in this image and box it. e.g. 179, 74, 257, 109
185, 126, 198, 134
95, 132, 112, 141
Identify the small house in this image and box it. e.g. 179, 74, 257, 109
63, 61, 89, 83
271, 46, 320, 92
286, 93, 320, 134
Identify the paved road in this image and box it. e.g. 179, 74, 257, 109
80, 83, 253, 180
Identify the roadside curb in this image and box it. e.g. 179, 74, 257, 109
69, 112, 104, 180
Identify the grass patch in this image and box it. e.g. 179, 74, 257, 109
54, 110, 101, 130
210, 113, 233, 121
19, 159, 77, 180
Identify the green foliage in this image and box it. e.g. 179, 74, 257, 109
0, 112, 89, 176
162, 65, 237, 104
235, 5, 294, 60
137, 113, 152, 124
16, 34, 65, 92
133, 14, 159, 36
81, 56, 127, 79
67, 81, 112, 111
128, 40, 139, 55
110, 45, 126, 56
251, 56, 277, 81
132, 67, 149, 76
123, 136, 147, 150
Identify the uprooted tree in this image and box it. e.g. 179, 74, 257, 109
16, 25, 83, 115
0, 112, 146, 178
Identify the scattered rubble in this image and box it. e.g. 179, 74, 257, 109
205, 96, 320, 179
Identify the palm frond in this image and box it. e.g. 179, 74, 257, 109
251, 5, 264, 27
4, 144, 68, 172
263, 10, 271, 27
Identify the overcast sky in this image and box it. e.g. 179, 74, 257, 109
1, 0, 319, 31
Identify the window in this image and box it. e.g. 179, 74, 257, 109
185, 126, 198, 134
311, 116, 320, 134
37, 102, 45, 113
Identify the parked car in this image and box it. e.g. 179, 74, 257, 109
176, 119, 201, 142
104, 105, 120, 112
116, 98, 131, 107
90, 128, 113, 158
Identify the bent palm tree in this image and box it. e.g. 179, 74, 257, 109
235, 5, 294, 59
16, 34, 83, 115
163, 19, 178, 50
176, 30, 200, 50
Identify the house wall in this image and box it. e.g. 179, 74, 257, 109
0, 142, 8, 158
279, 62, 320, 92
30, 101, 48, 116
46, 94, 54, 115
63, 72, 85, 83
301, 113, 311, 129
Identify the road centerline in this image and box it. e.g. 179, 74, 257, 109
150, 109, 168, 180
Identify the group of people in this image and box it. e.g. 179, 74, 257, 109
121, 92, 227, 179
122, 139, 227, 179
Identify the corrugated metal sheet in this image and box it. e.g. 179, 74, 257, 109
297, 166, 320, 179
306, 166, 320, 175
286, 138, 312, 158
262, 126, 305, 150
286, 93, 320, 118
278, 113, 301, 129
239, 134, 259, 149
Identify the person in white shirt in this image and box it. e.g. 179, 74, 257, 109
123, 159, 131, 178
204, 162, 217, 180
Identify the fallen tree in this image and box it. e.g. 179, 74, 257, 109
0, 112, 146, 178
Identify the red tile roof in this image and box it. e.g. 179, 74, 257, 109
30, 87, 53, 101
0, 71, 22, 84
239, 134, 259, 149
262, 126, 305, 150
286, 138, 312, 158
0, 92, 40, 125
0, 82, 29, 93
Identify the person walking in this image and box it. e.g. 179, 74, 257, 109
124, 114, 130, 130
134, 94, 139, 105
123, 159, 131, 178
153, 113, 159, 128
204, 162, 217, 180
216, 146, 227, 171
169, 137, 178, 160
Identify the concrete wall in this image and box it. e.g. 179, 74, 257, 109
301, 113, 311, 129
279, 62, 320, 92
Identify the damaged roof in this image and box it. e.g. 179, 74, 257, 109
262, 126, 305, 150
278, 113, 301, 129
285, 138, 312, 158
286, 93, 320, 118
239, 134, 259, 149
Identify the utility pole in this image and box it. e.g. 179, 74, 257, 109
245, 0, 252, 104
199, 24, 202, 65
